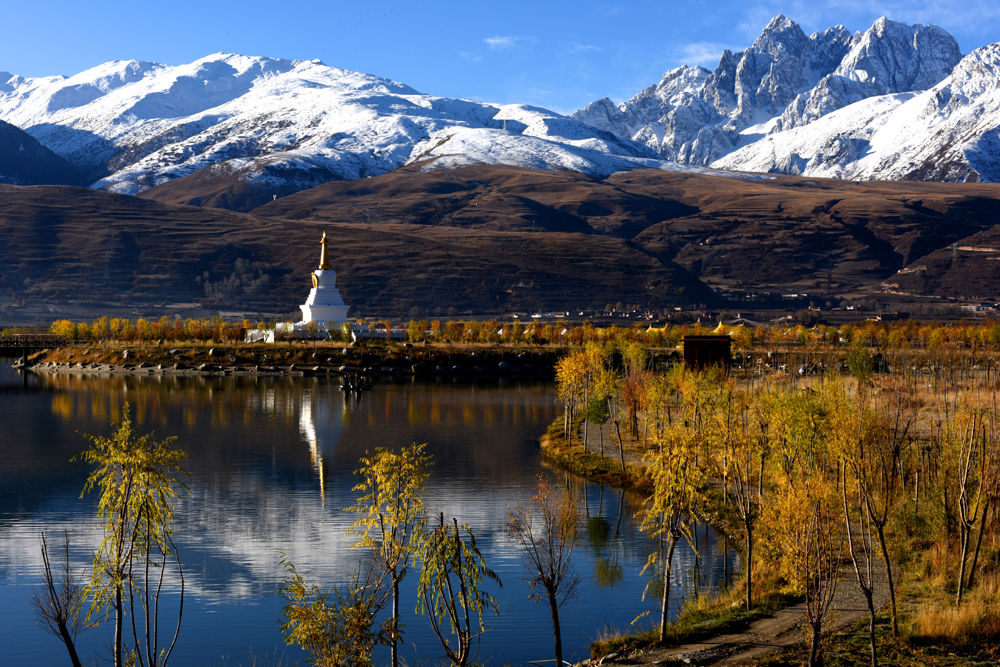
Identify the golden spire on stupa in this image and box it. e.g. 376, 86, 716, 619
318, 232, 331, 270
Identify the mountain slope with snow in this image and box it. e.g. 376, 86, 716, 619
0, 54, 668, 197
3, 13, 1000, 193
572, 15, 985, 181
0, 118, 83, 185
713, 43, 1000, 181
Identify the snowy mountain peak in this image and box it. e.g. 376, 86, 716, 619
713, 33, 1000, 183
753, 14, 808, 54
835, 17, 961, 91
573, 14, 974, 173
0, 53, 672, 198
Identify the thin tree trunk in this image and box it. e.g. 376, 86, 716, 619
391, 575, 400, 667
874, 523, 897, 636
658, 535, 677, 643
866, 595, 878, 667
548, 588, 563, 667
114, 588, 123, 667
744, 520, 752, 611
967, 498, 989, 590
612, 418, 626, 475
162, 536, 184, 665
808, 621, 823, 667
56, 619, 83, 667
956, 524, 970, 605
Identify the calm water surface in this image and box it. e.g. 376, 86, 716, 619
0, 361, 738, 665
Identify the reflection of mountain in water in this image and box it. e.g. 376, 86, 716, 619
0, 373, 740, 666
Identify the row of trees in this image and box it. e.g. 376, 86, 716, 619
556, 342, 1000, 666
47, 314, 1000, 350
34, 407, 578, 667
36, 314, 1000, 361
49, 317, 253, 343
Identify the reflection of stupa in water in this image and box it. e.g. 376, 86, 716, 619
299, 232, 349, 326
298, 390, 346, 498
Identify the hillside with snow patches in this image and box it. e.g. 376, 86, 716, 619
2, 14, 1000, 194
0, 55, 668, 196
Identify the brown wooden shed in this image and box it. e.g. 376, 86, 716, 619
682, 335, 732, 370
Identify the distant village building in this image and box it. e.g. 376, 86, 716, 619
349, 324, 408, 342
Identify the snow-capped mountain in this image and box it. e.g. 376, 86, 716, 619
572, 15, 970, 176
713, 42, 1000, 181
0, 54, 667, 196
3, 13, 1000, 193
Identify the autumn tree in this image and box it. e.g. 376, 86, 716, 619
507, 476, 580, 667
75, 403, 188, 667
279, 556, 389, 667
415, 514, 501, 666
761, 381, 843, 667
946, 403, 999, 605
555, 351, 589, 447
715, 381, 769, 611
853, 377, 915, 635
620, 342, 650, 440
763, 478, 842, 667
637, 424, 704, 642
841, 461, 881, 667
347, 443, 432, 667
799, 492, 842, 667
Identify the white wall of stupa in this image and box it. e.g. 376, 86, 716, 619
299, 232, 349, 325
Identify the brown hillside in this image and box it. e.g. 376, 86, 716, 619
0, 182, 714, 324
238, 165, 1000, 302
7, 165, 1000, 325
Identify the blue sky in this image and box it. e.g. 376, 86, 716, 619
4, 0, 1000, 113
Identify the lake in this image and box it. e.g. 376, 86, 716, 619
0, 360, 738, 665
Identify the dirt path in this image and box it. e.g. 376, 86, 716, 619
585, 558, 888, 665
573, 421, 892, 666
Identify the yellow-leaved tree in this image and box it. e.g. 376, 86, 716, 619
415, 513, 501, 666
76, 403, 188, 667
637, 423, 704, 643
347, 443, 432, 667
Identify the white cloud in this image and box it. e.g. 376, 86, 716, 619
676, 41, 732, 67
484, 35, 520, 50
567, 42, 602, 54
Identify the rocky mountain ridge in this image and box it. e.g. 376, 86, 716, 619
572, 16, 965, 169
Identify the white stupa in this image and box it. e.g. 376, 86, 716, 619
299, 232, 349, 325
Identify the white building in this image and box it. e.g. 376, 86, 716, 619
300, 231, 349, 326
244, 233, 351, 343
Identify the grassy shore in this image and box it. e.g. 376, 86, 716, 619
538, 417, 651, 493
